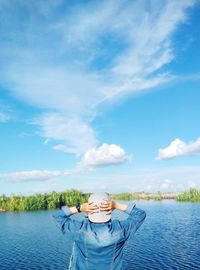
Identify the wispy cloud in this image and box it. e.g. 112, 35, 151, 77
0, 111, 10, 123
0, 170, 61, 182
156, 137, 200, 160
160, 179, 174, 190
33, 113, 97, 155
1, 165, 200, 193
70, 166, 200, 193
0, 0, 196, 155
0, 101, 12, 123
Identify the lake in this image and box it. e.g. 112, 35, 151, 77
0, 201, 200, 270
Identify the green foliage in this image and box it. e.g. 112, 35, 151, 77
111, 193, 134, 201
154, 192, 162, 201
1, 188, 199, 212
0, 189, 89, 212
111, 192, 164, 201
176, 188, 200, 202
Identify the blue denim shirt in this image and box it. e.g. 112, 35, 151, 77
53, 202, 146, 270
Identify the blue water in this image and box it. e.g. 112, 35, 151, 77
0, 201, 200, 270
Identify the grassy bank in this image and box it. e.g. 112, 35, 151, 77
111, 191, 179, 201
176, 188, 200, 202
1, 188, 200, 212
112, 189, 200, 202
0, 189, 89, 212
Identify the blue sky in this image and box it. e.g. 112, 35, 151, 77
0, 0, 200, 195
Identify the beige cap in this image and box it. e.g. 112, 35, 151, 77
88, 192, 111, 223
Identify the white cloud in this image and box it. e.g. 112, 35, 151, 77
64, 143, 129, 174
81, 143, 129, 168
157, 138, 200, 160
0, 170, 61, 182
0, 0, 196, 155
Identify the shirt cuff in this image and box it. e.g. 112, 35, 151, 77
61, 205, 73, 217
124, 202, 136, 215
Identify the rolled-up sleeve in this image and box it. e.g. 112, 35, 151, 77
120, 203, 146, 239
52, 205, 83, 234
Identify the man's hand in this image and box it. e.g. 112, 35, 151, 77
100, 200, 128, 214
99, 200, 115, 215
69, 200, 128, 215
80, 202, 99, 214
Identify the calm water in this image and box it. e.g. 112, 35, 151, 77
0, 201, 200, 270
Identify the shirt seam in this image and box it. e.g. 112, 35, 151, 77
110, 241, 117, 270
84, 233, 89, 270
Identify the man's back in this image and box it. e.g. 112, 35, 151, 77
53, 203, 146, 270
70, 218, 126, 269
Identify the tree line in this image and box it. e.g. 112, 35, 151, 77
1, 188, 200, 212
0, 189, 89, 212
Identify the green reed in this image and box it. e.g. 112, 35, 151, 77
176, 188, 200, 202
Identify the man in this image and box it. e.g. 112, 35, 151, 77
53, 192, 146, 270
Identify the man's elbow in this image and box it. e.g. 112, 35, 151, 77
141, 210, 146, 220
135, 209, 146, 228
134, 208, 146, 219
134, 209, 146, 232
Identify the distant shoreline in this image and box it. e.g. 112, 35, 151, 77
111, 192, 180, 201
0, 189, 200, 212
